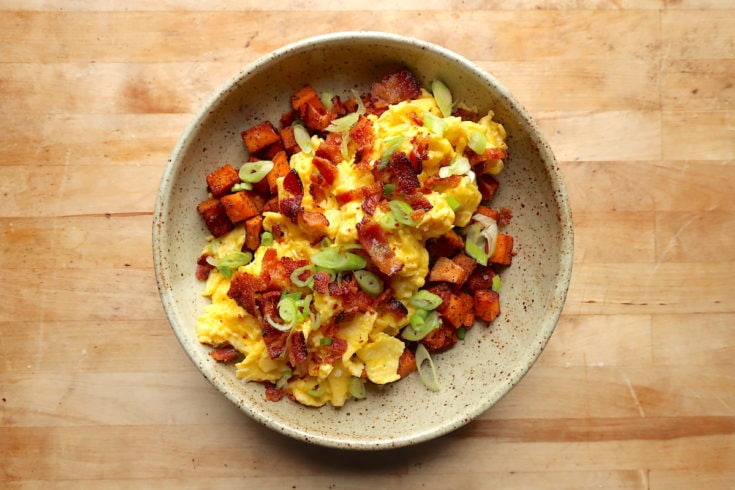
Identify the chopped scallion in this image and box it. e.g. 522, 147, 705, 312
383, 183, 395, 197
290, 264, 314, 288
320, 91, 334, 109
388, 200, 417, 227
378, 135, 404, 170
446, 195, 461, 211
319, 337, 333, 346
457, 327, 467, 340
422, 111, 447, 136
239, 160, 274, 183
432, 79, 453, 118
311, 248, 367, 272
492, 274, 502, 292
468, 130, 488, 155
402, 310, 441, 341
230, 182, 253, 192
307, 385, 326, 398
206, 251, 253, 279
415, 344, 441, 392
326, 112, 359, 133
409, 290, 443, 310
260, 231, 274, 247
349, 377, 367, 399
293, 123, 313, 154
354, 270, 384, 297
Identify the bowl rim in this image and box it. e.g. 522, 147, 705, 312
153, 30, 574, 450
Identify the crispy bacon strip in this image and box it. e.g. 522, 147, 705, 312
210, 344, 241, 363
356, 217, 404, 277
261, 323, 288, 359
312, 155, 338, 186
386, 151, 420, 196
288, 331, 309, 370
228, 272, 267, 316
369, 69, 422, 113
279, 169, 304, 224
349, 115, 374, 165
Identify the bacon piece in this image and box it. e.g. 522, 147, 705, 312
386, 151, 420, 196
349, 115, 374, 165
409, 134, 430, 172
297, 210, 330, 238
423, 174, 463, 192
261, 323, 288, 359
210, 344, 241, 363
406, 192, 433, 212
468, 147, 508, 167
256, 290, 281, 324
311, 270, 331, 294
378, 296, 409, 319
314, 336, 348, 366
369, 69, 422, 112
453, 107, 480, 122
195, 253, 215, 280
228, 272, 266, 316
259, 248, 290, 291
279, 169, 304, 224
312, 155, 338, 186
264, 382, 286, 402
361, 191, 382, 216
288, 331, 308, 370
477, 174, 500, 202
315, 133, 343, 165
309, 173, 328, 204
356, 217, 404, 277
426, 230, 465, 260
282, 168, 304, 197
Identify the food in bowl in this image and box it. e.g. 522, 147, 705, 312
193, 68, 514, 407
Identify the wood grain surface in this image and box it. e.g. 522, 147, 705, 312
1, 1, 734, 488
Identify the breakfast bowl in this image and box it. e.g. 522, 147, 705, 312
152, 31, 573, 450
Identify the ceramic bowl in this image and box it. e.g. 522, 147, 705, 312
152, 31, 573, 450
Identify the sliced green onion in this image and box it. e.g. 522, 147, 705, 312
293, 123, 313, 154
378, 135, 404, 170
231, 182, 253, 192
457, 327, 467, 340
492, 274, 502, 292
464, 223, 489, 266
354, 270, 384, 297
402, 310, 441, 341
307, 385, 326, 398
239, 160, 274, 183
383, 183, 395, 197
432, 79, 453, 118
260, 231, 274, 247
351, 89, 366, 115
311, 248, 367, 272
446, 195, 461, 211
275, 369, 292, 389
290, 264, 314, 288
320, 91, 334, 109
349, 377, 367, 399
388, 200, 418, 227
278, 295, 299, 326
468, 130, 488, 154
265, 315, 292, 332
438, 155, 471, 178
415, 344, 440, 392
409, 290, 443, 310
326, 112, 359, 133
422, 111, 447, 136
319, 337, 333, 346
378, 210, 400, 231
206, 251, 253, 279
340, 131, 349, 160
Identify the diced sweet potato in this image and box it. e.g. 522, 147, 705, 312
426, 230, 464, 261
244, 215, 263, 251
474, 289, 501, 323
428, 257, 470, 285
291, 85, 333, 131
489, 233, 514, 266
197, 198, 233, 237
475, 205, 499, 221
396, 348, 417, 378
220, 191, 260, 223
279, 126, 299, 155
477, 174, 500, 202
206, 164, 240, 198
452, 252, 477, 282
420, 323, 458, 353
258, 140, 286, 161
439, 292, 475, 329
466, 265, 496, 291
266, 150, 290, 194
241, 121, 281, 155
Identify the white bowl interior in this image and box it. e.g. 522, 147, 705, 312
153, 32, 573, 450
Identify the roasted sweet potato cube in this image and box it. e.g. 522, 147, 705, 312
279, 126, 299, 155
426, 230, 464, 261
241, 121, 281, 155
428, 257, 470, 285
489, 233, 514, 266
206, 164, 240, 198
477, 174, 500, 202
439, 292, 475, 329
291, 85, 333, 131
474, 289, 501, 323
467, 265, 496, 291
266, 150, 291, 194
452, 252, 477, 282
258, 140, 286, 161
396, 348, 417, 378
475, 205, 499, 221
197, 198, 233, 237
220, 191, 260, 223
244, 215, 263, 251
420, 324, 458, 353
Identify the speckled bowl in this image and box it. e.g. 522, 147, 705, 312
152, 31, 573, 450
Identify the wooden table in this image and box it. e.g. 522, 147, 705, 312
2, 2, 734, 488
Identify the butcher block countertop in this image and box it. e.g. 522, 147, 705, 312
2, 2, 734, 488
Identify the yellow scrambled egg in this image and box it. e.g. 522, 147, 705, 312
196, 88, 506, 407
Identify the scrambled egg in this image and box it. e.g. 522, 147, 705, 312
196, 89, 506, 407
